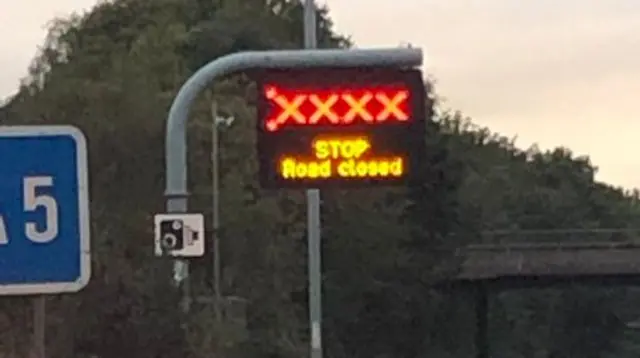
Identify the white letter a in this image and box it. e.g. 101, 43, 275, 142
0, 215, 8, 244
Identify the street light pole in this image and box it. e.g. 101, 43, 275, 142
211, 99, 222, 322
210, 98, 234, 322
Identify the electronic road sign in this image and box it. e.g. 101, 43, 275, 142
255, 67, 427, 188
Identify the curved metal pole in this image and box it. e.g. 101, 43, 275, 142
164, 47, 423, 311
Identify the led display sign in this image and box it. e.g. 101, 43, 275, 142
255, 67, 426, 189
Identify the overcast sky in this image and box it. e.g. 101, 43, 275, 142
2, 0, 640, 188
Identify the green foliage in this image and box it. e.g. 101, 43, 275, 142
2, 0, 640, 357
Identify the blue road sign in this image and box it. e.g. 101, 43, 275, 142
0, 125, 91, 295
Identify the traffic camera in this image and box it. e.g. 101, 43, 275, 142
154, 213, 205, 257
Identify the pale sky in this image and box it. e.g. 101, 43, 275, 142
2, 0, 640, 188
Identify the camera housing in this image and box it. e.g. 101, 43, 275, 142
159, 219, 186, 252
154, 213, 205, 257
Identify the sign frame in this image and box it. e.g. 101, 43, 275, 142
0, 125, 91, 295
254, 67, 427, 189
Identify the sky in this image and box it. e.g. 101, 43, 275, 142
1, 0, 640, 188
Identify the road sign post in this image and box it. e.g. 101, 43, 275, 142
165, 48, 422, 316
0, 125, 91, 358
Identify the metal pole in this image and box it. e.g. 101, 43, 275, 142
32, 296, 46, 358
302, 2, 323, 358
211, 99, 222, 322
173, 241, 191, 313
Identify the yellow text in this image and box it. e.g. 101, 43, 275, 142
313, 137, 370, 160
337, 158, 403, 178
278, 157, 404, 180
280, 159, 332, 179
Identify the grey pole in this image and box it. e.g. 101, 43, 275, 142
33, 296, 45, 358
210, 99, 222, 321
302, 2, 322, 358
164, 47, 422, 313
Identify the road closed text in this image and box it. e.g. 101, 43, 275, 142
278, 136, 404, 180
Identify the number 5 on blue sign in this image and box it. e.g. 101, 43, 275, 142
0, 176, 59, 244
